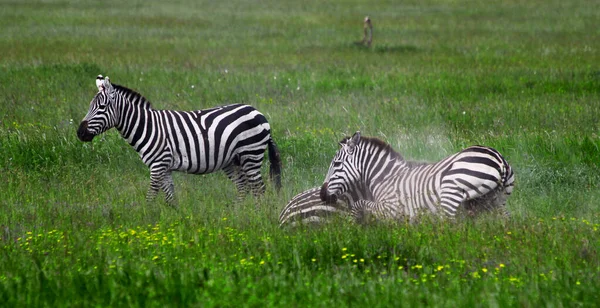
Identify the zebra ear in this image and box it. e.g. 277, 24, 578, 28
344, 131, 360, 154
101, 76, 115, 95
348, 131, 361, 147
96, 75, 104, 92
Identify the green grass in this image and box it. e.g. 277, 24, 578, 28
1, 0, 599, 306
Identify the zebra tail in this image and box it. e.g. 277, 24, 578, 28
503, 165, 515, 196
268, 138, 282, 191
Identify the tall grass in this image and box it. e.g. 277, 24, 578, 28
1, 0, 599, 306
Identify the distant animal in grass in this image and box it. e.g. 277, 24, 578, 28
354, 16, 373, 47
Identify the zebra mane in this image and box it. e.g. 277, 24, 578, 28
343, 135, 405, 161
360, 136, 434, 168
112, 83, 154, 109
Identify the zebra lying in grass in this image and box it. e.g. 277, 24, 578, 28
278, 187, 351, 227
320, 132, 515, 223
77, 75, 282, 205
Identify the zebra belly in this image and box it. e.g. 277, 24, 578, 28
394, 169, 443, 218
172, 156, 199, 173
167, 146, 213, 174
170, 153, 221, 174
394, 190, 440, 218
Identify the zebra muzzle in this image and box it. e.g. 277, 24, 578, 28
77, 121, 95, 142
320, 182, 338, 204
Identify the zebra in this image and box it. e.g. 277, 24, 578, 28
77, 75, 282, 205
278, 187, 351, 227
320, 132, 515, 223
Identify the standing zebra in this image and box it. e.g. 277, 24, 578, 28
77, 75, 282, 204
320, 132, 515, 222
278, 187, 351, 227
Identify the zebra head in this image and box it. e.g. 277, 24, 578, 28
320, 131, 362, 204
77, 75, 119, 142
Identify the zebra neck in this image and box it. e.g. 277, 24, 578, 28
362, 156, 403, 200
115, 101, 160, 150
345, 183, 373, 203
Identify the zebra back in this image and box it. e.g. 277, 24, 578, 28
279, 187, 350, 227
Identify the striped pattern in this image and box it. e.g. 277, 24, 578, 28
320, 132, 515, 222
278, 187, 350, 227
78, 75, 281, 204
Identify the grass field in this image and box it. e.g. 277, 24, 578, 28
1, 0, 599, 306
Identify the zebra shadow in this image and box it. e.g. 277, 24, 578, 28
374, 44, 420, 54
349, 43, 420, 54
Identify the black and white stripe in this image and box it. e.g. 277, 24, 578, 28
278, 187, 351, 227
77, 75, 282, 204
320, 132, 515, 222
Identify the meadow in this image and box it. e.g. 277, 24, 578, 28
1, 0, 599, 306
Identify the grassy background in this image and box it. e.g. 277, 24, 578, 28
1, 0, 599, 306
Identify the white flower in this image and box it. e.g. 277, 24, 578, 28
191, 85, 195, 89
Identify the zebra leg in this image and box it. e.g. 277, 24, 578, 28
438, 184, 468, 219
147, 167, 165, 203
499, 180, 514, 218
247, 172, 265, 196
161, 171, 177, 206
440, 180, 511, 219
351, 200, 377, 224
223, 165, 249, 197
351, 200, 404, 224
464, 191, 511, 220
494, 187, 511, 219
239, 157, 266, 196
147, 165, 171, 204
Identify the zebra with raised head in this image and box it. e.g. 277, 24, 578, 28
278, 187, 352, 227
77, 75, 282, 205
320, 132, 515, 223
